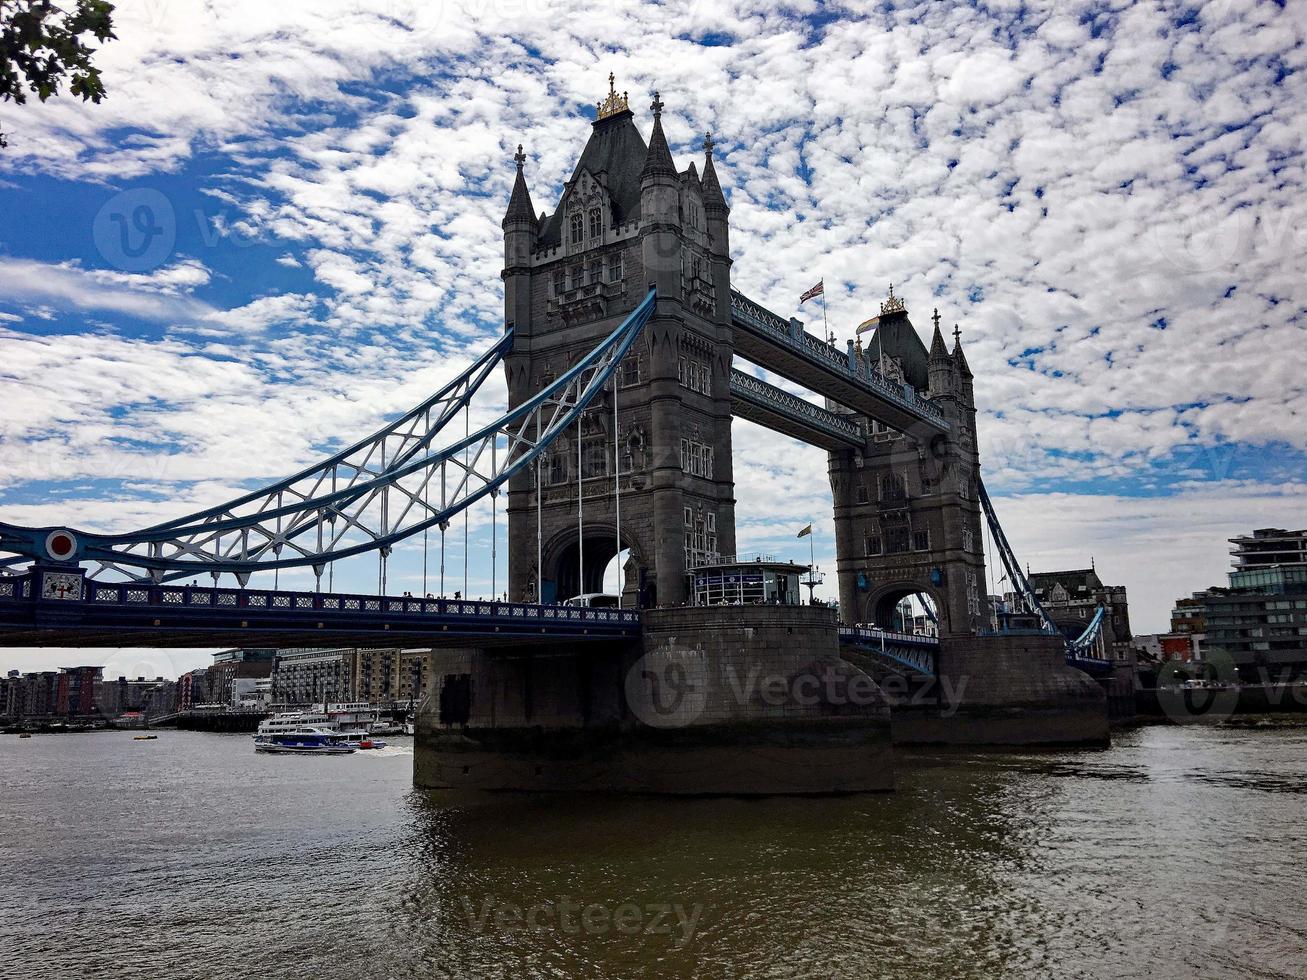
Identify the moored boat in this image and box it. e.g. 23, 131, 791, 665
253, 726, 356, 755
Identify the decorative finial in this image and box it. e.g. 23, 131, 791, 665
932, 307, 941, 331
953, 323, 962, 344
879, 282, 906, 316
704, 131, 715, 158
854, 335, 863, 357
596, 73, 631, 120
514, 143, 525, 172
651, 90, 664, 118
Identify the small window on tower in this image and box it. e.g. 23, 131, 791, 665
589, 260, 602, 285
569, 212, 583, 246
608, 251, 623, 281
912, 530, 930, 552
866, 536, 882, 555
553, 268, 565, 295
570, 265, 583, 290
588, 208, 602, 239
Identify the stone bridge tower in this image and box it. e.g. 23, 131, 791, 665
827, 296, 987, 637
502, 79, 737, 607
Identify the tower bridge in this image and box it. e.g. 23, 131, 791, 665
0, 79, 1117, 792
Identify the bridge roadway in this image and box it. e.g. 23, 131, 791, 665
0, 572, 640, 648
729, 289, 950, 438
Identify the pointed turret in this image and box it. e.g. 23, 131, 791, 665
929, 312, 950, 362
502, 144, 536, 337
502, 144, 538, 230
701, 132, 728, 213
640, 92, 678, 180
952, 324, 975, 408
952, 331, 973, 379
927, 308, 954, 399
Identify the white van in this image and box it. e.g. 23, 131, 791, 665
562, 593, 621, 608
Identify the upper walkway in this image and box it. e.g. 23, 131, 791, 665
729, 289, 950, 437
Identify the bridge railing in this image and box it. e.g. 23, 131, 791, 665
838, 626, 940, 647
728, 370, 863, 444
1, 573, 640, 628
729, 290, 948, 429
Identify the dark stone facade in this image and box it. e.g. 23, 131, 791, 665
414, 605, 894, 794
502, 98, 736, 608
828, 308, 987, 637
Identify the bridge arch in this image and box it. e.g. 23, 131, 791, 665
539, 523, 645, 605
863, 580, 945, 635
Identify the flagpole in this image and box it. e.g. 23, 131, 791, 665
821, 277, 830, 343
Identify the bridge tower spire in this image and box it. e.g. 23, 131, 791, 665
827, 288, 988, 638
502, 79, 737, 607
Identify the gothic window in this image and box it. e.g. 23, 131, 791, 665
620, 354, 641, 388
698, 363, 710, 394
962, 528, 974, 552
884, 520, 910, 555
553, 268, 565, 295
549, 451, 568, 486
856, 484, 869, 504
581, 437, 608, 479
865, 535, 882, 556
679, 439, 714, 478
589, 259, 602, 285
684, 507, 694, 527
912, 529, 930, 552
608, 251, 623, 281
687, 202, 699, 229
690, 254, 702, 282
569, 265, 583, 290
588, 207, 602, 239
569, 212, 583, 246
881, 473, 907, 502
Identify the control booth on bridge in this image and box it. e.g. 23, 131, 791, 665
687, 557, 805, 607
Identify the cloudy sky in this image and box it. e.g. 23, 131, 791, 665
1, 0, 1304, 676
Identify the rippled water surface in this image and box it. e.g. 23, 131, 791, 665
3, 724, 1305, 979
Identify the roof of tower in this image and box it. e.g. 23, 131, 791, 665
953, 334, 973, 378
502, 144, 537, 229
682, 160, 700, 184
929, 319, 950, 361
863, 286, 928, 389
641, 91, 678, 180
701, 133, 727, 210
864, 313, 930, 390
537, 106, 649, 248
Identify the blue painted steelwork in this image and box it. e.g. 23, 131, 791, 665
838, 626, 938, 676
0, 290, 657, 582
977, 477, 1111, 672
729, 289, 949, 432
976, 477, 1057, 635
0, 569, 640, 648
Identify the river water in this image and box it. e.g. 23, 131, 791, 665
2, 723, 1304, 979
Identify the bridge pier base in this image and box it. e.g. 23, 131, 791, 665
891, 632, 1110, 748
414, 606, 894, 795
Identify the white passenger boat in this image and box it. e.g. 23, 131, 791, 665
253, 726, 355, 755
257, 711, 332, 735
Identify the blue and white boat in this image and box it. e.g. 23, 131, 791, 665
253, 726, 356, 755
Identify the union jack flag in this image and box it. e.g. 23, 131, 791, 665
799, 279, 824, 304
